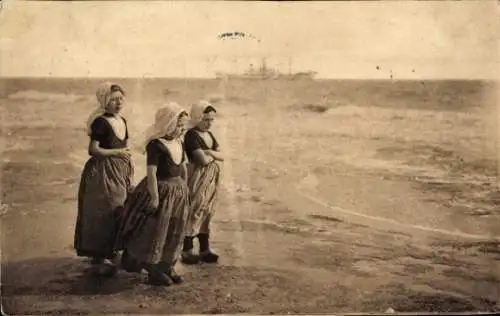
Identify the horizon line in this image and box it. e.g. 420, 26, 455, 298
0, 76, 497, 82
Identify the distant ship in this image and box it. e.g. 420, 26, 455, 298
215, 58, 317, 80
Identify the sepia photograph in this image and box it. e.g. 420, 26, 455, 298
0, 0, 499, 314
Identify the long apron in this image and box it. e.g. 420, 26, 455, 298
74, 155, 134, 259
115, 176, 189, 266
185, 161, 221, 237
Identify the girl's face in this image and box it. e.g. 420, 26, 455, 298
173, 114, 189, 138
105, 91, 125, 115
197, 111, 216, 131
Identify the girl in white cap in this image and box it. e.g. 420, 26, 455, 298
114, 102, 190, 286
181, 100, 224, 265
74, 82, 134, 277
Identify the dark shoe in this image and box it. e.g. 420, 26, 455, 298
199, 250, 219, 264
181, 251, 200, 265
146, 264, 174, 286
148, 271, 174, 286
198, 233, 218, 264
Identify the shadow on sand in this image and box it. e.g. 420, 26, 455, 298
1, 257, 143, 296
2, 256, 498, 314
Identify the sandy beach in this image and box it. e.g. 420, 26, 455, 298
1, 78, 499, 314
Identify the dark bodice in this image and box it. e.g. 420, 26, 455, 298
90, 114, 129, 149
183, 128, 219, 163
146, 139, 185, 180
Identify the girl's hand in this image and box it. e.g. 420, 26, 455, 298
116, 148, 132, 158
127, 184, 136, 195
204, 150, 216, 163
145, 196, 159, 214
203, 150, 213, 157
204, 149, 222, 163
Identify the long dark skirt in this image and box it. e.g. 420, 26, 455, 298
74, 155, 134, 259
185, 161, 221, 237
114, 176, 189, 266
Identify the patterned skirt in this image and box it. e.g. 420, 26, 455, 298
114, 176, 189, 266
185, 161, 221, 237
74, 155, 134, 259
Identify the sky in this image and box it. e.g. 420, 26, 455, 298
0, 0, 499, 79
